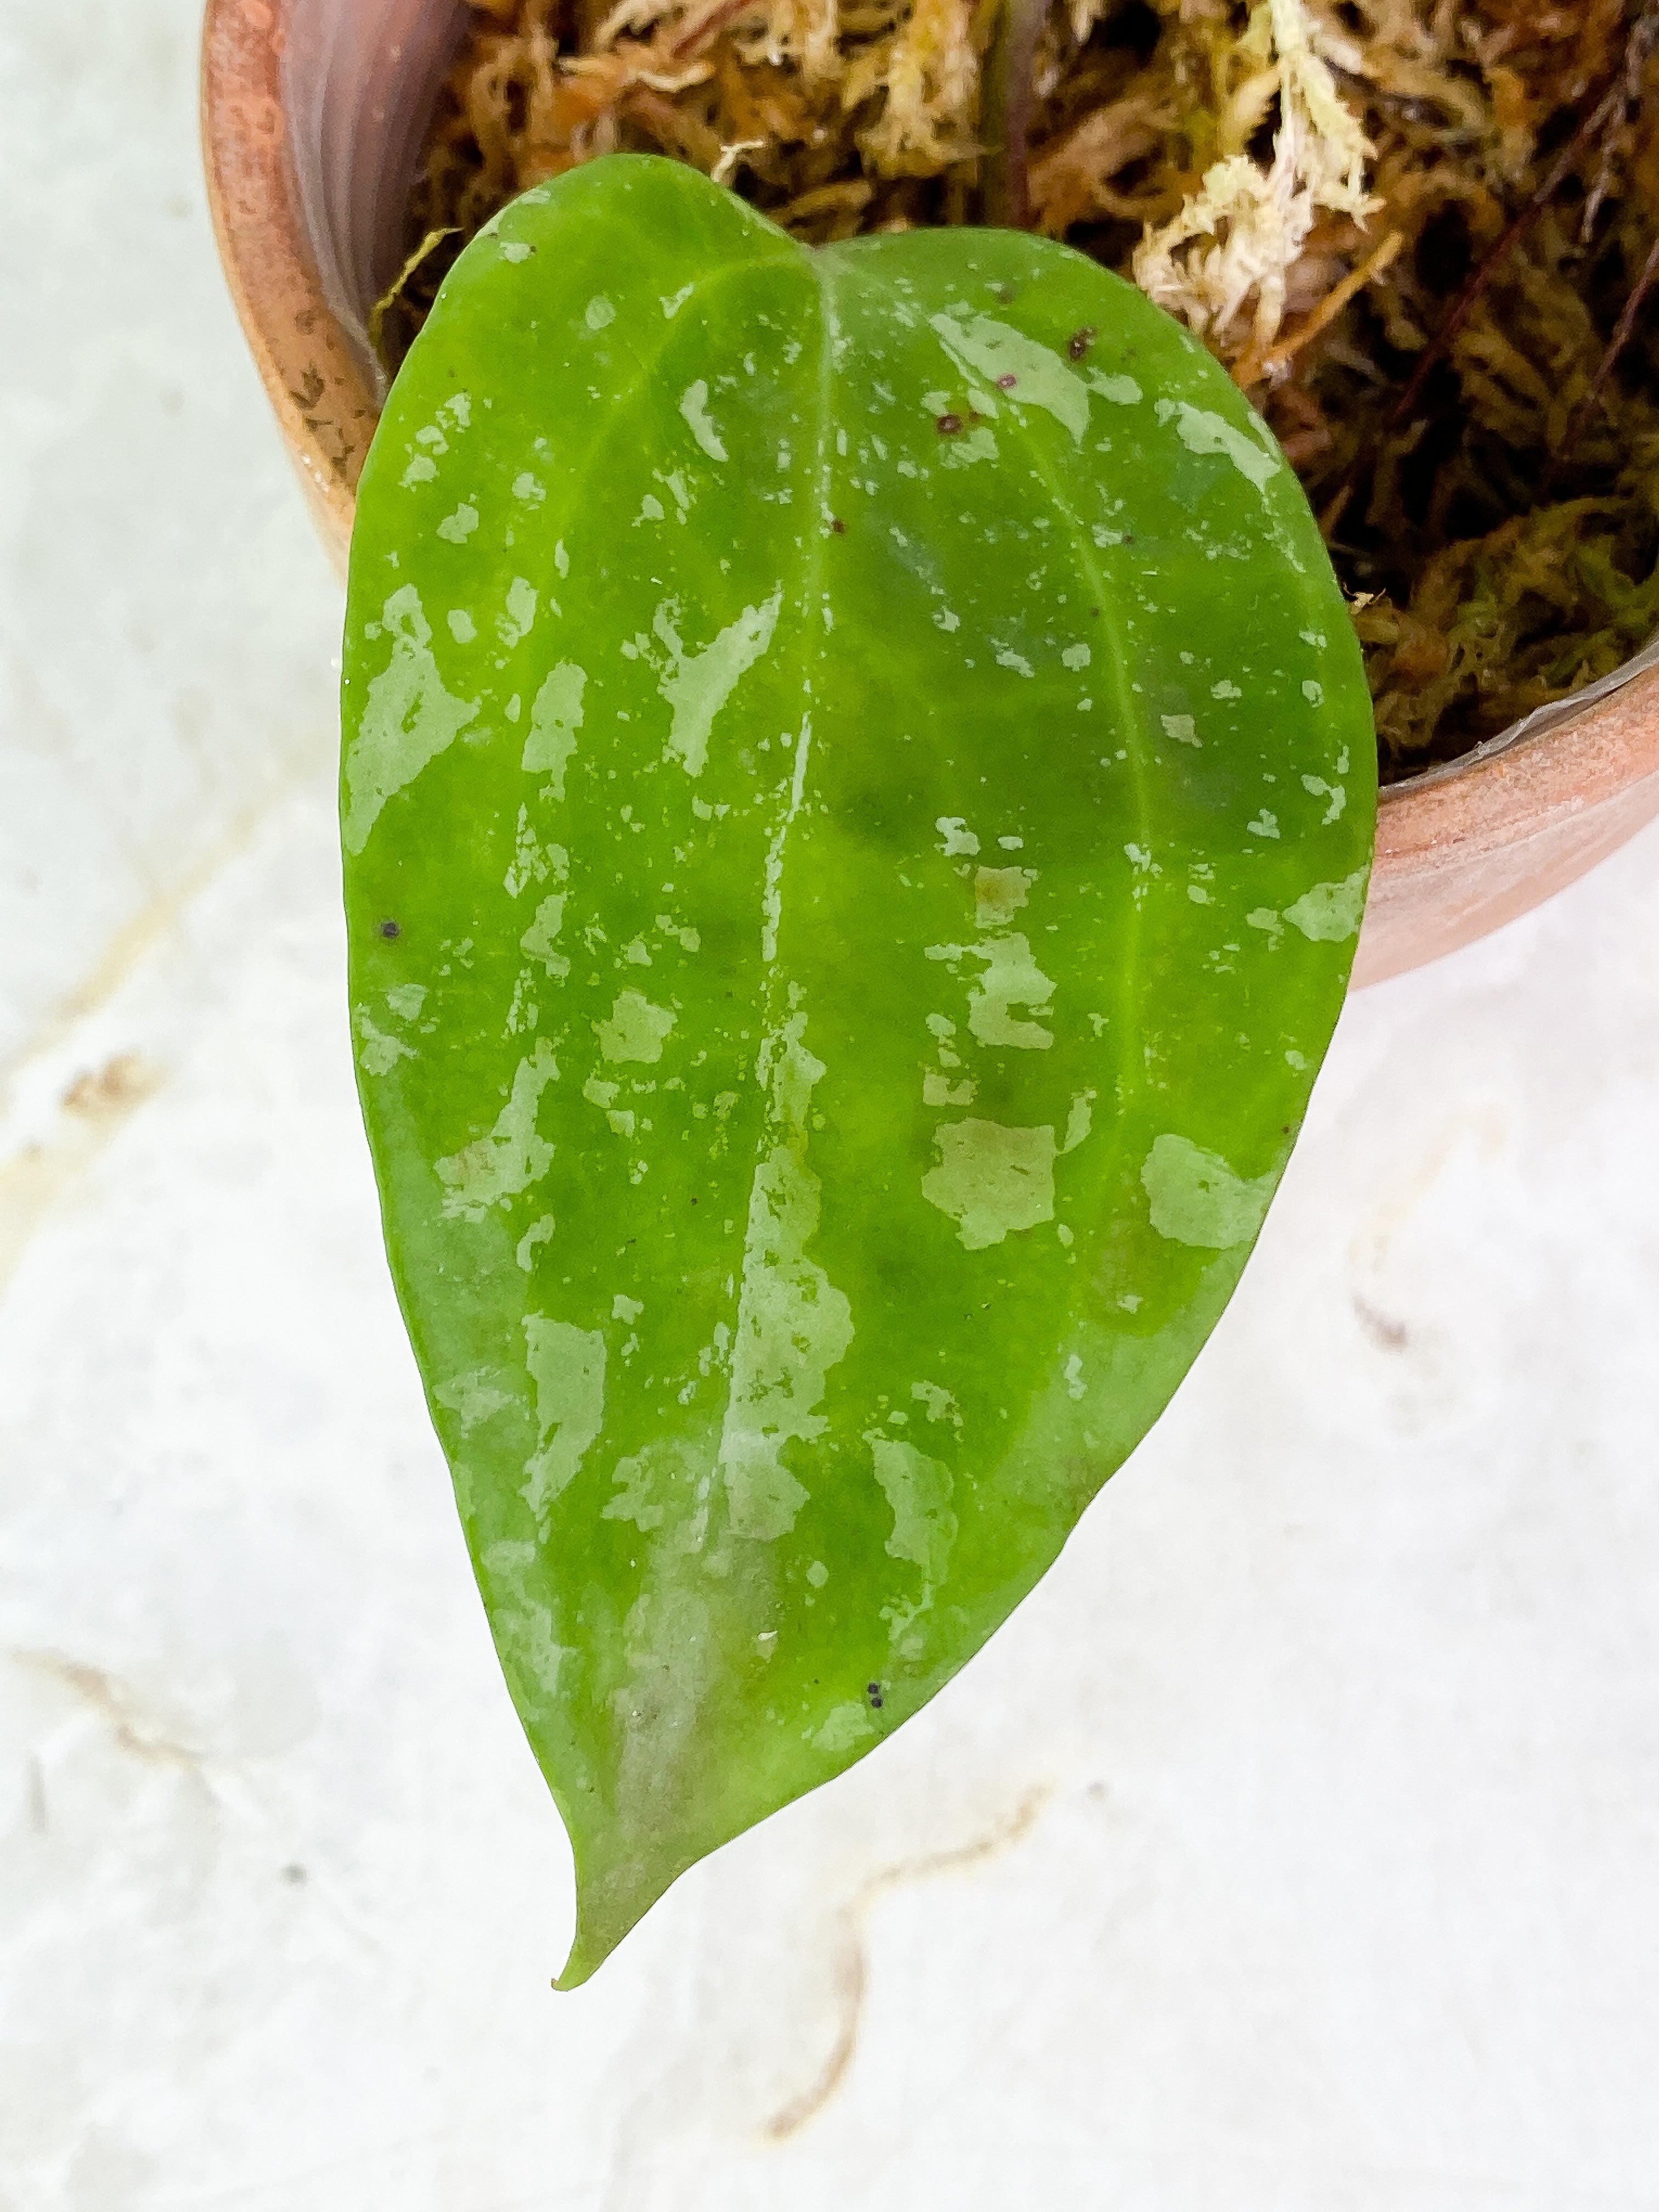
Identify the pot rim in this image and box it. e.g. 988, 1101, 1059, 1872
203, 0, 378, 556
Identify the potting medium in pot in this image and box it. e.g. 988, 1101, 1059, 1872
201, 0, 1659, 983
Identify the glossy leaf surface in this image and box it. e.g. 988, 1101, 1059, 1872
342, 156, 1375, 1984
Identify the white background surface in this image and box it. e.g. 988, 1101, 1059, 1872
3, 5, 1658, 2207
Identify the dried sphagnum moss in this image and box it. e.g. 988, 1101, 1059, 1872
394, 0, 1659, 778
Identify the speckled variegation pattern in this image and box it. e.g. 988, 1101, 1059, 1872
341, 156, 1374, 1983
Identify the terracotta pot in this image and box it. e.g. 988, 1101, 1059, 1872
202, 0, 1659, 986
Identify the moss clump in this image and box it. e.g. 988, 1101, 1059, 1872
387, 0, 1659, 781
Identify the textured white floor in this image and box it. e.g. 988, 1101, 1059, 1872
4, 7, 1659, 2208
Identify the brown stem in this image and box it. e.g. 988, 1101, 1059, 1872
1549, 226, 1659, 482
1323, 8, 1659, 540
1583, 6, 1656, 240
983, 0, 1053, 229
1384, 77, 1628, 438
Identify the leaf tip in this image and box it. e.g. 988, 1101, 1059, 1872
551, 1935, 603, 1993
549, 1827, 687, 1990
551, 1888, 627, 1991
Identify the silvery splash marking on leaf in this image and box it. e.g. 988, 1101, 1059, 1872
653, 594, 782, 779
523, 1318, 607, 1533
928, 314, 1090, 443
679, 380, 729, 461
522, 664, 585, 793
1141, 1133, 1275, 1249
342, 587, 478, 856
719, 1017, 853, 1542
922, 1118, 1058, 1249
1154, 399, 1280, 489
1285, 867, 1369, 940
435, 1041, 559, 1220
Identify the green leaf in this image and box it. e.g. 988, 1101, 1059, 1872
341, 155, 1375, 1985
